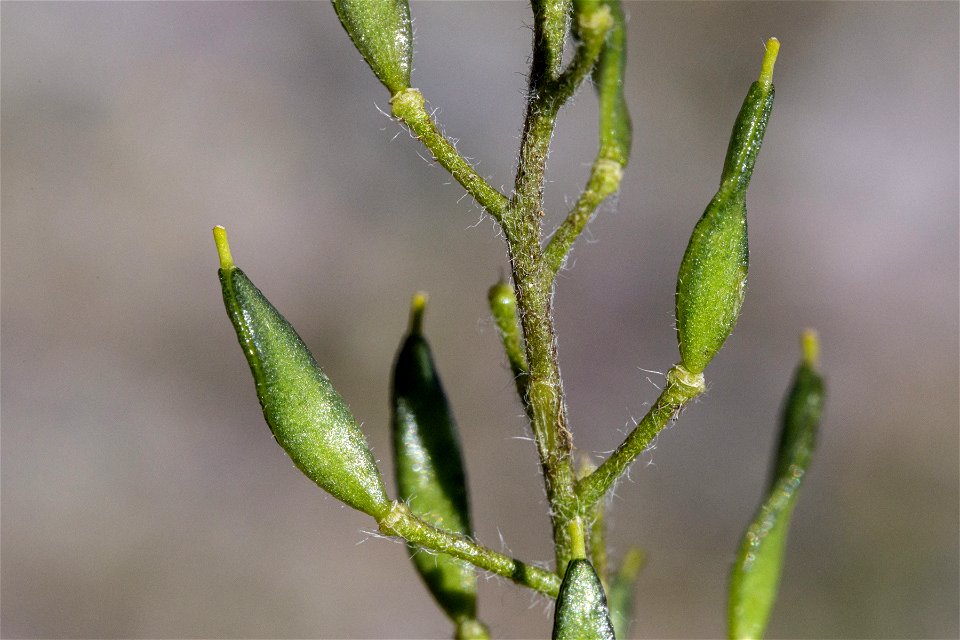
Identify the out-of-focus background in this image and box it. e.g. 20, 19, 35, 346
2, 2, 957, 638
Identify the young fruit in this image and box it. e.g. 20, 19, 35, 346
392, 294, 487, 639
214, 226, 389, 519
332, 0, 412, 95
675, 38, 778, 374
552, 559, 616, 640
728, 330, 825, 639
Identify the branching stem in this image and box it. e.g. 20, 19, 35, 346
494, 2, 612, 575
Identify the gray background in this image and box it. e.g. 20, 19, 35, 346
2, 2, 957, 638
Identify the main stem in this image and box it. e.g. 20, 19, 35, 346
503, 0, 581, 575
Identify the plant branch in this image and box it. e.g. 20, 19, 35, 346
391, 89, 509, 222
378, 501, 561, 597
576, 365, 706, 510
544, 157, 623, 275
544, 6, 612, 111
530, 0, 573, 84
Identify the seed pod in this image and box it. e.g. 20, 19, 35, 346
332, 0, 412, 95
728, 330, 825, 640
574, 0, 632, 166
675, 38, 778, 374
552, 559, 615, 640
391, 294, 485, 635
214, 226, 390, 519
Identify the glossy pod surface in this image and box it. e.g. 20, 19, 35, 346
332, 0, 412, 95
215, 228, 389, 519
676, 39, 777, 375
728, 331, 825, 639
392, 295, 484, 635
552, 559, 615, 640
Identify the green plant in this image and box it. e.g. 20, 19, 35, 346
213, 2, 825, 637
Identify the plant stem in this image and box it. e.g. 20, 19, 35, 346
544, 157, 623, 276
568, 517, 587, 560
498, 0, 611, 576
576, 365, 706, 509
391, 89, 509, 222
546, 6, 613, 109
530, 0, 572, 84
378, 501, 561, 597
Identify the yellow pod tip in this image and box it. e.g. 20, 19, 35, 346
212, 225, 235, 271
408, 291, 428, 334
759, 37, 780, 87
801, 328, 820, 368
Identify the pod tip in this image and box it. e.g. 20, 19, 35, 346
801, 328, 819, 368
212, 225, 234, 271
759, 37, 779, 87
409, 292, 428, 335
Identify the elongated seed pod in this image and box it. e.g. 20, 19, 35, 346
214, 226, 390, 519
676, 38, 778, 374
728, 330, 825, 640
573, 0, 631, 166
332, 0, 412, 95
391, 294, 487, 637
552, 559, 616, 640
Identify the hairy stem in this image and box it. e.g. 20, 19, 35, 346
544, 157, 623, 275
530, 0, 573, 84
391, 89, 509, 222
497, 0, 612, 575
576, 365, 706, 509
378, 501, 561, 597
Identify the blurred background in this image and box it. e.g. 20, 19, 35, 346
2, 2, 957, 638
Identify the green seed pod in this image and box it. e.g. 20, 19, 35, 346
213, 226, 390, 519
728, 330, 825, 640
332, 0, 412, 95
552, 559, 616, 640
574, 0, 632, 166
675, 38, 778, 374
392, 294, 486, 636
